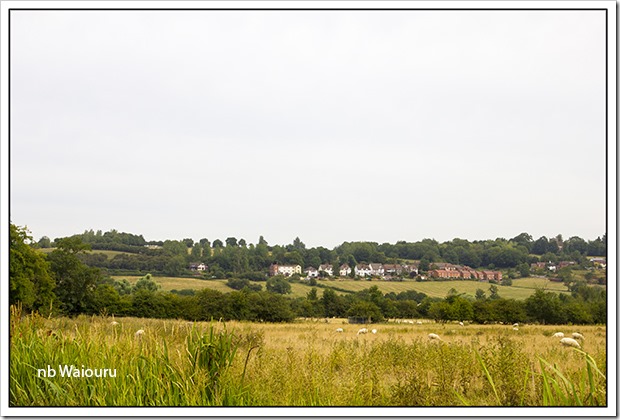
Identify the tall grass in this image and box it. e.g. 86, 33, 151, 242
9, 307, 606, 406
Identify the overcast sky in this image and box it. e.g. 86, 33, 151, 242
9, 7, 608, 248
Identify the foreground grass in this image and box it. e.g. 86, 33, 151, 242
10, 307, 606, 407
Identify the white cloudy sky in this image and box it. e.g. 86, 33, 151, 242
9, 7, 608, 248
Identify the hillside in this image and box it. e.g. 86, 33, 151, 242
111, 275, 586, 300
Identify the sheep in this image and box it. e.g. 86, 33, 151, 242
572, 332, 585, 340
335, 328, 344, 333
134, 329, 145, 338
458, 321, 464, 327
110, 321, 119, 326
560, 337, 581, 348
428, 333, 441, 341
552, 332, 564, 338
512, 323, 519, 328
371, 329, 377, 334
416, 321, 423, 325
357, 328, 368, 335
513, 327, 519, 331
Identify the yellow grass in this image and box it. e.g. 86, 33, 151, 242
10, 311, 607, 407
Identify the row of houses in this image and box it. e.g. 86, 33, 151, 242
530, 261, 577, 272
426, 262, 502, 281
269, 263, 421, 278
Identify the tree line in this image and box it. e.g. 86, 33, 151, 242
12, 224, 606, 325
37, 230, 607, 279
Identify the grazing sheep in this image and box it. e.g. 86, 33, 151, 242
110, 321, 119, 326
416, 321, 423, 325
371, 329, 377, 334
560, 337, 581, 348
134, 329, 145, 338
335, 328, 344, 333
458, 321, 464, 327
572, 332, 585, 340
552, 332, 564, 338
513, 327, 519, 331
357, 328, 368, 335
428, 333, 441, 341
512, 323, 519, 328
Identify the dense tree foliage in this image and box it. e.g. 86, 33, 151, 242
9, 224, 56, 313
10, 225, 607, 326
44, 229, 606, 283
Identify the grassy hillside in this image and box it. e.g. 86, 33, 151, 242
316, 278, 571, 300
39, 248, 133, 259
111, 275, 578, 300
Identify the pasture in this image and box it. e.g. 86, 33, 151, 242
112, 275, 577, 300
10, 308, 606, 407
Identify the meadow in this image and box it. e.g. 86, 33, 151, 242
113, 275, 577, 300
10, 305, 606, 407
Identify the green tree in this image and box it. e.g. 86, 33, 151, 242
47, 236, 101, 315
451, 296, 474, 321
163, 255, 186, 277
9, 224, 56, 313
488, 285, 500, 300
91, 284, 126, 315
163, 240, 188, 258
418, 257, 430, 272
247, 292, 295, 322
428, 301, 453, 323
320, 289, 344, 318
266, 276, 292, 294
37, 236, 52, 248
347, 301, 383, 322
525, 289, 566, 324
113, 278, 133, 295
133, 273, 161, 292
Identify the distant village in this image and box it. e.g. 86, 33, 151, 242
268, 262, 504, 282
188, 257, 607, 283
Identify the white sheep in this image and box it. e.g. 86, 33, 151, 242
416, 321, 423, 325
335, 328, 344, 333
110, 321, 119, 326
134, 329, 145, 338
428, 333, 441, 341
512, 323, 519, 328
572, 332, 585, 340
357, 328, 368, 335
560, 337, 581, 348
513, 327, 519, 331
552, 332, 564, 338
458, 321, 464, 327
371, 329, 377, 334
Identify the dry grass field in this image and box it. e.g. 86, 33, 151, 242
10, 309, 607, 407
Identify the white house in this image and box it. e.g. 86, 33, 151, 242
403, 264, 419, 276
339, 264, 352, 277
355, 264, 372, 277
189, 262, 207, 271
305, 267, 319, 278
318, 264, 334, 276
270, 263, 302, 277
369, 263, 384, 277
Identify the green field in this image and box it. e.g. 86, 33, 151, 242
111, 275, 581, 300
